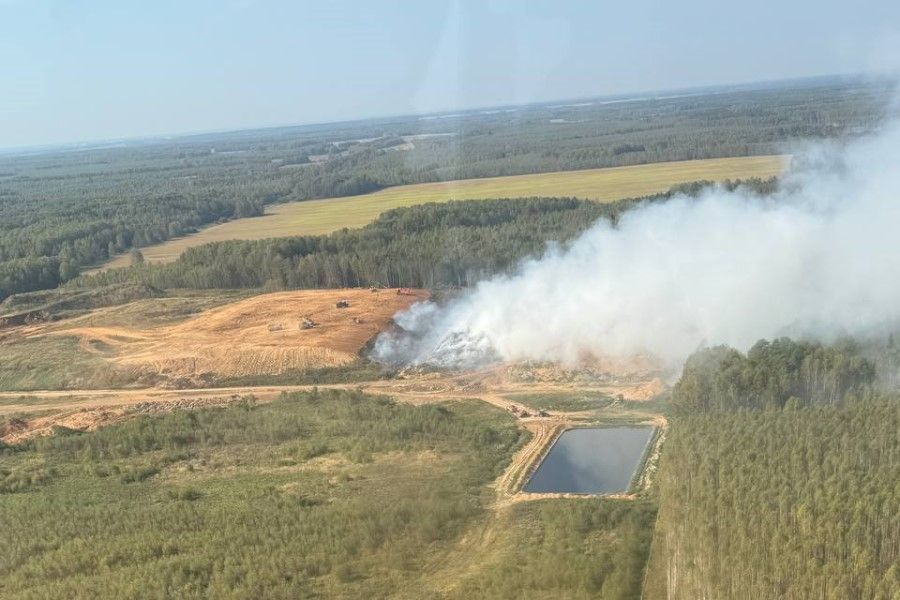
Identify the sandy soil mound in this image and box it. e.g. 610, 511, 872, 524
43, 289, 428, 384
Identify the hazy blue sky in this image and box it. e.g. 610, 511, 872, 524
2, 0, 899, 148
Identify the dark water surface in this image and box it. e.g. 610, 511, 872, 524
524, 427, 654, 494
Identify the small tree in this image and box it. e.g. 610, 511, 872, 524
129, 249, 145, 266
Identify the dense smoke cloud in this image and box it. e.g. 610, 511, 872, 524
373, 122, 900, 368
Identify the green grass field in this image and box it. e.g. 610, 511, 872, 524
0, 336, 131, 391
504, 391, 615, 412
99, 155, 787, 269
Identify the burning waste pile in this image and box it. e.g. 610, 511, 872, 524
373, 121, 900, 370
372, 302, 500, 369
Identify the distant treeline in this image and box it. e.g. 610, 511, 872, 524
0, 79, 889, 299
71, 179, 775, 293
75, 197, 633, 291
654, 338, 899, 599
0, 192, 266, 300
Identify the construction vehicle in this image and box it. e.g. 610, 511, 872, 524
300, 317, 317, 330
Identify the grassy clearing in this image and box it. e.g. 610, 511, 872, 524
64, 291, 255, 329
215, 363, 391, 387
506, 392, 668, 422
505, 391, 614, 412
100, 155, 787, 268
446, 500, 656, 599
0, 336, 132, 391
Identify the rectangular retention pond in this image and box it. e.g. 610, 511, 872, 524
524, 427, 655, 495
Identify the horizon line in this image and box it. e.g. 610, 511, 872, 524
0, 71, 878, 157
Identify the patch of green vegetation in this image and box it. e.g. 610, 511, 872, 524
0, 396, 53, 407
216, 362, 392, 387
0, 390, 529, 598
0, 336, 133, 391
58, 289, 255, 329
0, 461, 59, 494
506, 391, 614, 412
0, 283, 165, 322
448, 499, 656, 599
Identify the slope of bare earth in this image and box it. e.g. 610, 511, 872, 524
9, 289, 428, 388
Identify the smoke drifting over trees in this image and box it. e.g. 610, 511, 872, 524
375, 123, 900, 368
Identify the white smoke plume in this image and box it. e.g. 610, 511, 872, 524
373, 121, 900, 369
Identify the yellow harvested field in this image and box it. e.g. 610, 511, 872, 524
99, 155, 787, 269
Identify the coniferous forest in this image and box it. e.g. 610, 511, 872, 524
73, 179, 775, 294
651, 339, 899, 600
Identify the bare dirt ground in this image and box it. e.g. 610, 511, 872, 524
16, 289, 428, 385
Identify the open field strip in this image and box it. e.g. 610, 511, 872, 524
98, 155, 788, 269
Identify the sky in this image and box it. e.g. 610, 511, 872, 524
1, 0, 900, 149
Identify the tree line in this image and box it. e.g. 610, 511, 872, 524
671, 337, 876, 413
71, 179, 776, 294
654, 339, 899, 599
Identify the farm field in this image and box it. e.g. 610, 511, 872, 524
99, 155, 788, 269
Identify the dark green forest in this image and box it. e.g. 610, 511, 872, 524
73, 197, 645, 291
654, 339, 899, 599
0, 77, 890, 299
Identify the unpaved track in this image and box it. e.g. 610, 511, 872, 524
0, 363, 667, 505
493, 418, 565, 498
0, 377, 659, 416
